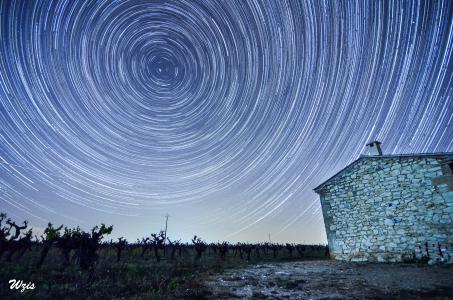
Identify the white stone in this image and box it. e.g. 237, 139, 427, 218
318, 154, 453, 263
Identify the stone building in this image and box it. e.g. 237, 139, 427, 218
314, 142, 453, 262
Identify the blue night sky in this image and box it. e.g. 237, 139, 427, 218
0, 0, 452, 243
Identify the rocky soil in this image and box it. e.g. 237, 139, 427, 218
204, 260, 453, 299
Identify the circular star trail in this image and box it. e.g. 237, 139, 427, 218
0, 0, 452, 242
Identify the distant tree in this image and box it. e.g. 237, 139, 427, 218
78, 224, 113, 270
115, 237, 127, 262
192, 235, 207, 260
151, 231, 166, 262
37, 222, 63, 268
286, 243, 295, 258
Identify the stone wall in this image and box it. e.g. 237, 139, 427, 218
318, 155, 453, 263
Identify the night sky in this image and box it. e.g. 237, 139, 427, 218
0, 0, 452, 243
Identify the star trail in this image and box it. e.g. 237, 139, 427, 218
0, 0, 452, 243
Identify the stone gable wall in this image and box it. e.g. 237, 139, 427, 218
319, 156, 453, 262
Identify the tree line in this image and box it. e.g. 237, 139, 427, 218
0, 212, 329, 271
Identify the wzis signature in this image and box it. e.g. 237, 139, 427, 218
8, 279, 35, 293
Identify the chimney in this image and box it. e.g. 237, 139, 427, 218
366, 141, 383, 156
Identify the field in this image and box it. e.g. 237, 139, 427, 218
0, 213, 327, 299
3, 213, 451, 299
0, 242, 327, 299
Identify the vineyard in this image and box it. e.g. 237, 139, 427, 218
0, 213, 328, 299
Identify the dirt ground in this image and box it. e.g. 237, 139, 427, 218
203, 260, 453, 299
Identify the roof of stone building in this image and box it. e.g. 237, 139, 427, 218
313, 152, 453, 193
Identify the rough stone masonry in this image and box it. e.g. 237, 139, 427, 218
314, 146, 453, 263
